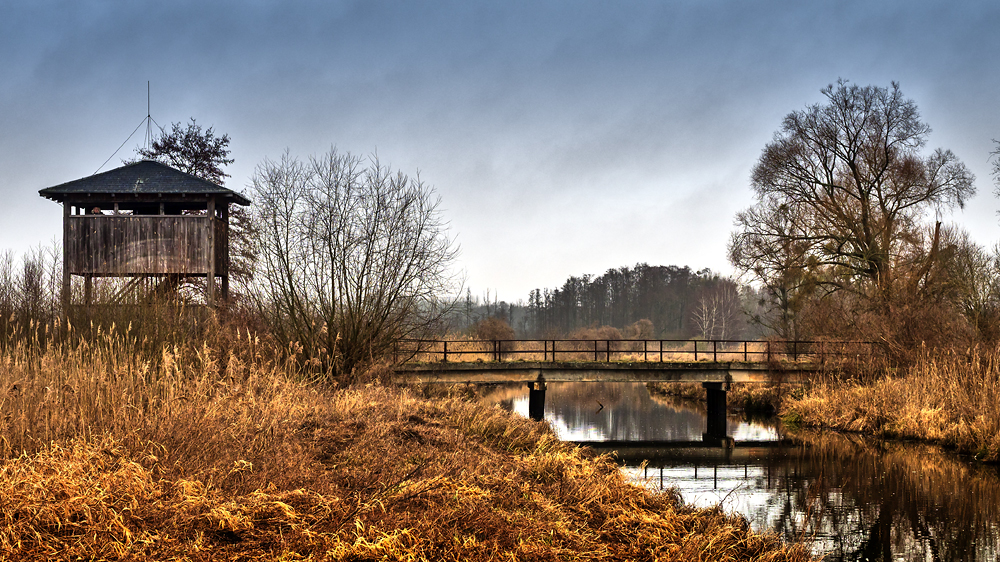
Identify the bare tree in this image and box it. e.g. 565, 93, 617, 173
692, 282, 741, 340
931, 226, 1000, 342
730, 80, 975, 331
249, 149, 459, 379
0, 244, 62, 345
992, 139, 1000, 196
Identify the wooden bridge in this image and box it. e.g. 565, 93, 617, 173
394, 338, 872, 438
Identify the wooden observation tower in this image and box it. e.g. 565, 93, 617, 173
39, 160, 251, 310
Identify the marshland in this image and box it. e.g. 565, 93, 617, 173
4, 78, 1000, 562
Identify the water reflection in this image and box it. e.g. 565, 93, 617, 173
484, 382, 1000, 561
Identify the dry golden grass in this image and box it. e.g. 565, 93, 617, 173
783, 348, 1000, 461
0, 329, 813, 560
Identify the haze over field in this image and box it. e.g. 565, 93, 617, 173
2, 0, 998, 301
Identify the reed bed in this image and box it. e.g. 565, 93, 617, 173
0, 329, 813, 560
783, 348, 1000, 461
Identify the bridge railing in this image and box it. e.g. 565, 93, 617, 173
394, 339, 875, 364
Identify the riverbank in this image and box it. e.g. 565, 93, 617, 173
781, 349, 1000, 462
0, 334, 811, 560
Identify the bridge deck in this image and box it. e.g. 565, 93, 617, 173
394, 360, 817, 384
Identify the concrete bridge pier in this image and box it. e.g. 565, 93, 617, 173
703, 382, 729, 439
528, 381, 546, 421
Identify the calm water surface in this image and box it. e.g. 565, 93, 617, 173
486, 382, 1000, 561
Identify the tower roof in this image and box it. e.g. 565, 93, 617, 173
38, 160, 250, 205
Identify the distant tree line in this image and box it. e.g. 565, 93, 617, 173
450, 264, 761, 341
527, 264, 757, 339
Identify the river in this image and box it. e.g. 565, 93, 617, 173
485, 382, 1000, 561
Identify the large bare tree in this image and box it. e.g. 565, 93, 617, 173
729, 80, 975, 334
249, 149, 459, 379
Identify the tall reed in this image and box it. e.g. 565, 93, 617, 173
783, 347, 1000, 460
0, 326, 813, 560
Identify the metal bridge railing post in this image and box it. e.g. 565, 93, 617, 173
644, 340, 648, 362
743, 341, 748, 361
713, 340, 717, 362
594, 340, 598, 361
694, 340, 698, 362
443, 340, 448, 362
659, 340, 663, 362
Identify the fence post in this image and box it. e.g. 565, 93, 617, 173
644, 340, 648, 362
743, 341, 748, 362
552, 340, 556, 362
443, 341, 448, 362
713, 340, 717, 362
694, 340, 698, 362
594, 340, 598, 361
660, 340, 663, 362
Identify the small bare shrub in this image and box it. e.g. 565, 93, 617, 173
623, 318, 655, 339
470, 317, 515, 340
568, 324, 622, 340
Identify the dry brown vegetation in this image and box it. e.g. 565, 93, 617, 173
0, 326, 812, 560
468, 317, 516, 341
782, 349, 1000, 461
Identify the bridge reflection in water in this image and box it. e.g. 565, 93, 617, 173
487, 382, 1000, 561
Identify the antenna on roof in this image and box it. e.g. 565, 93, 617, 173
94, 82, 163, 175
145, 81, 152, 151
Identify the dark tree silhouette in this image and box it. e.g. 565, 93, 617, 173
133, 118, 233, 185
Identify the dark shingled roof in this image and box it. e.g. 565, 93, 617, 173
38, 160, 250, 206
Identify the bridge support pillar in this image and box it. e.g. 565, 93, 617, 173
702, 382, 728, 439
528, 381, 546, 421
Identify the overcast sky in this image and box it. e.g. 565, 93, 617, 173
2, 0, 999, 302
